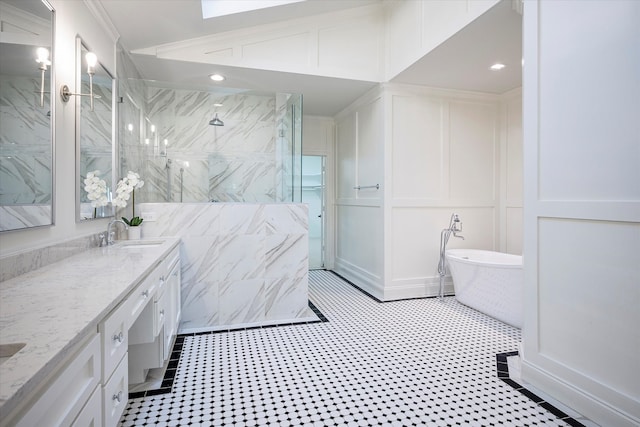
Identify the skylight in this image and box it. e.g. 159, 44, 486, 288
201, 0, 306, 19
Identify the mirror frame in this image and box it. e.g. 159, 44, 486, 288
0, 0, 55, 232
75, 36, 116, 222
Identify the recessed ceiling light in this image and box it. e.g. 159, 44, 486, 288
210, 74, 225, 82
490, 63, 506, 71
214, 103, 223, 107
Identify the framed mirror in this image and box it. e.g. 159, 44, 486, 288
75, 37, 115, 221
0, 0, 54, 232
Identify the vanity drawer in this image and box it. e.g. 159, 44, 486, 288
99, 301, 129, 383
123, 269, 159, 328
102, 354, 128, 427
71, 385, 102, 427
154, 287, 169, 337
12, 333, 101, 427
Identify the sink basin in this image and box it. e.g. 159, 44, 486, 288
0, 343, 26, 365
114, 240, 165, 249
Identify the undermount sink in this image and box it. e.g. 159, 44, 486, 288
0, 343, 26, 366
114, 240, 165, 249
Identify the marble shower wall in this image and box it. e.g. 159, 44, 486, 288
118, 79, 301, 205
79, 78, 113, 205
139, 202, 309, 332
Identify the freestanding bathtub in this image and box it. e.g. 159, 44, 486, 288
445, 249, 523, 328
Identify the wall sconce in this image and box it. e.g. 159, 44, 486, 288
35, 47, 50, 108
60, 51, 99, 111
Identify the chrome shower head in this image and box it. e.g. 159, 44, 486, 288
209, 113, 224, 126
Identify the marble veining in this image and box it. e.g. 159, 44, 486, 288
0, 75, 52, 228
0, 232, 104, 282
0, 238, 180, 417
119, 79, 299, 204
139, 203, 308, 333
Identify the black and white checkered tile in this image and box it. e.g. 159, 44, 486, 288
120, 270, 580, 426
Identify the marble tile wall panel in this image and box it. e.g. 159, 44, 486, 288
0, 232, 102, 282
120, 82, 293, 204
265, 204, 308, 234
138, 202, 308, 332
209, 155, 276, 202
0, 205, 51, 232
0, 76, 51, 205
217, 234, 265, 281
0, 151, 51, 204
265, 272, 309, 320
142, 156, 210, 203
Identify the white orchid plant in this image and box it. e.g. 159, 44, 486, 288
83, 170, 108, 218
113, 171, 145, 226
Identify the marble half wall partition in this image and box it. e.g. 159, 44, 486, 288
138, 202, 309, 333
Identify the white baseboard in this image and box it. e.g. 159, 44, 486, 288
521, 360, 639, 427
333, 258, 384, 300
385, 276, 455, 300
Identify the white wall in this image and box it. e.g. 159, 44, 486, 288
0, 0, 117, 257
499, 88, 523, 255
334, 83, 522, 300
521, 2, 640, 426
385, 84, 505, 300
334, 89, 385, 297
385, 0, 499, 80
134, 5, 384, 83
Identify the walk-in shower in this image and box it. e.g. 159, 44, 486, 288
118, 79, 302, 204
437, 213, 464, 298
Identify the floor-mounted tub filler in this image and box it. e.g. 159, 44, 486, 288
437, 213, 465, 298
446, 249, 523, 328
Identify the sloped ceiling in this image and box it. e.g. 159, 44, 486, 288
391, 0, 522, 94
98, 0, 521, 116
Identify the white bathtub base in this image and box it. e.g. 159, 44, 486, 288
446, 249, 523, 328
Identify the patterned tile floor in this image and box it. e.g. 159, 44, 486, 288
120, 270, 579, 426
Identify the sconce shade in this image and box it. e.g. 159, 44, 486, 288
35, 47, 50, 67
86, 52, 97, 74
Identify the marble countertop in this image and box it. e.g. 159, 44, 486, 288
0, 237, 180, 417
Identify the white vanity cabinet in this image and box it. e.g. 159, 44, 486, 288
9, 334, 101, 427
128, 247, 181, 384
0, 238, 182, 427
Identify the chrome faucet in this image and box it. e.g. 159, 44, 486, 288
106, 219, 128, 245
437, 213, 465, 299
450, 214, 464, 239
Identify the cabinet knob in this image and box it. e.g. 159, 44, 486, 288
112, 332, 124, 343
160, 275, 165, 282
112, 390, 123, 403
142, 290, 149, 298
160, 309, 165, 316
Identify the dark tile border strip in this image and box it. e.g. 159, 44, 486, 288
328, 270, 446, 303
496, 352, 586, 427
128, 302, 328, 399
308, 301, 329, 322
328, 270, 384, 303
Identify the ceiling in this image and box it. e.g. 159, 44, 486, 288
98, 0, 522, 116
391, 0, 522, 93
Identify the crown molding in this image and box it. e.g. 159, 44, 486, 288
83, 0, 119, 43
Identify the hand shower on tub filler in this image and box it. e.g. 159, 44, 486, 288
437, 213, 464, 299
